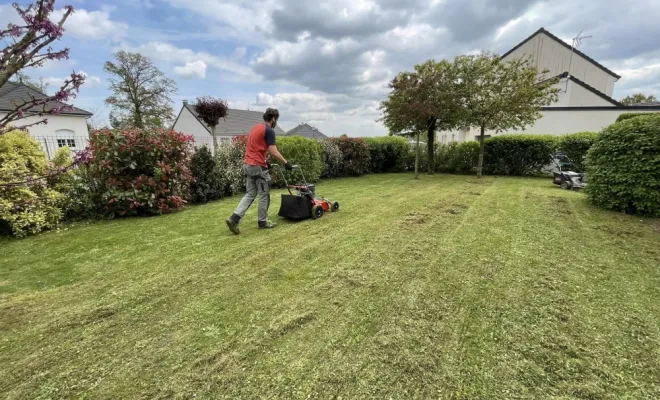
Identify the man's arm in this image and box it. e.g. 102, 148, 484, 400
268, 145, 288, 165
265, 126, 289, 166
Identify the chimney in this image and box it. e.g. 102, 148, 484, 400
182, 100, 188, 105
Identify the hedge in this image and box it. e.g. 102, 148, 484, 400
319, 139, 343, 178
556, 132, 598, 171
331, 136, 371, 176
272, 136, 323, 186
586, 115, 660, 217
190, 146, 224, 203
616, 113, 659, 123
363, 136, 409, 173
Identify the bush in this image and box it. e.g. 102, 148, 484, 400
189, 146, 223, 203
86, 128, 194, 217
331, 136, 371, 177
616, 113, 659, 123
437, 142, 480, 174
363, 136, 409, 173
0, 130, 63, 236
272, 136, 323, 185
215, 136, 247, 196
483, 135, 556, 176
319, 139, 343, 179
556, 132, 598, 171
586, 115, 660, 217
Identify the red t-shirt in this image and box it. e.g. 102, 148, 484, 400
244, 123, 277, 167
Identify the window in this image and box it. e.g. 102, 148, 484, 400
55, 129, 76, 149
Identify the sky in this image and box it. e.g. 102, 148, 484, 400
2, 0, 660, 136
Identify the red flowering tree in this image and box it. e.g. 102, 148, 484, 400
1, 0, 85, 134
193, 96, 228, 149
86, 128, 194, 217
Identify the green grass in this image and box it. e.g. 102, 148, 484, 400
1, 174, 659, 399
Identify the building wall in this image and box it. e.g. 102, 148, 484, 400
0, 112, 89, 158
566, 81, 616, 107
450, 108, 658, 141
503, 32, 618, 97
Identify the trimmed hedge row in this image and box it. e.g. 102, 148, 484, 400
430, 132, 599, 176
616, 113, 659, 123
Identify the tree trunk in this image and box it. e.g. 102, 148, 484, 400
477, 125, 486, 178
212, 125, 218, 152
427, 120, 436, 175
414, 131, 420, 180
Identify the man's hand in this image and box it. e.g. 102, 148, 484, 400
284, 162, 294, 171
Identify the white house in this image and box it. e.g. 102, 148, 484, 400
172, 101, 287, 152
445, 27, 660, 143
0, 81, 92, 158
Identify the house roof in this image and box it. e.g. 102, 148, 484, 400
501, 27, 621, 80
0, 81, 92, 116
178, 103, 287, 136
286, 123, 329, 139
555, 72, 624, 107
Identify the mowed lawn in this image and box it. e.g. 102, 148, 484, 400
1, 174, 659, 399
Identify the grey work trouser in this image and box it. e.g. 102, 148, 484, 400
233, 164, 271, 223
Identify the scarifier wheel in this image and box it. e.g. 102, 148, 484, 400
332, 202, 340, 212
312, 204, 324, 219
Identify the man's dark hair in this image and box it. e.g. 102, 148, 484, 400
263, 108, 280, 122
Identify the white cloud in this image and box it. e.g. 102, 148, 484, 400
174, 60, 208, 79
231, 47, 247, 61
80, 71, 102, 88
119, 42, 256, 81
52, 8, 128, 40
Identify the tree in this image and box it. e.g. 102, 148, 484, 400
620, 93, 658, 106
380, 59, 461, 177
104, 51, 177, 130
0, 0, 85, 135
10, 72, 49, 94
454, 53, 559, 177
193, 96, 228, 150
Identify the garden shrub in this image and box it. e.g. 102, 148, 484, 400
331, 136, 371, 176
215, 136, 247, 196
272, 136, 323, 186
586, 115, 660, 217
319, 139, 343, 178
0, 130, 63, 236
440, 141, 480, 174
86, 128, 194, 217
483, 135, 556, 176
556, 132, 598, 171
189, 146, 223, 203
616, 113, 659, 123
363, 136, 409, 173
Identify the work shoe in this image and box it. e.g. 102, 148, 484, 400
226, 217, 240, 235
258, 220, 277, 229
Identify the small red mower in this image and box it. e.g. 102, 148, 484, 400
273, 164, 339, 220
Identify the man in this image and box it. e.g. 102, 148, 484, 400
225, 108, 293, 235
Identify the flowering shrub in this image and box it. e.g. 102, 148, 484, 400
331, 136, 371, 176
319, 139, 343, 178
86, 128, 194, 217
0, 130, 63, 236
215, 136, 247, 196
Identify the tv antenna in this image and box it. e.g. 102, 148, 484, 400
565, 29, 592, 92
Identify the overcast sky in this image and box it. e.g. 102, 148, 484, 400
2, 0, 660, 136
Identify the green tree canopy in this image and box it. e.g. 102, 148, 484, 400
620, 93, 658, 106
454, 53, 559, 176
104, 51, 177, 130
380, 59, 462, 176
